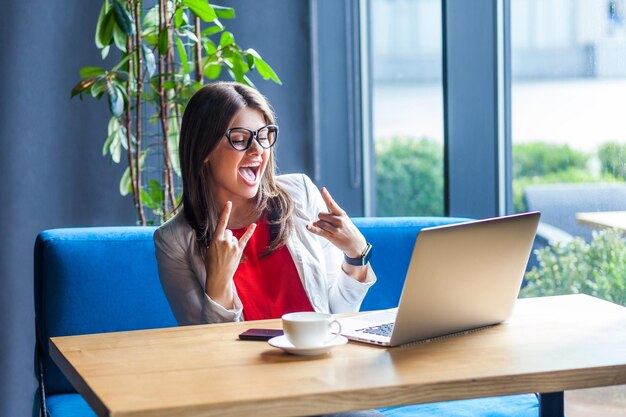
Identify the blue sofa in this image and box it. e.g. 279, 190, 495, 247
34, 217, 539, 417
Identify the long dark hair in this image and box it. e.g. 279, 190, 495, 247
179, 82, 293, 253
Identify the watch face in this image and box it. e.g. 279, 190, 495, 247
362, 243, 373, 264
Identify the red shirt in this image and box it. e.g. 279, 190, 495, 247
231, 216, 314, 320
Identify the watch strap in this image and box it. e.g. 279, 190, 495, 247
343, 242, 373, 266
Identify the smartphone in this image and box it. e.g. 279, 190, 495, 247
238, 328, 284, 341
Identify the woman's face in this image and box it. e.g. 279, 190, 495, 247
206, 107, 271, 208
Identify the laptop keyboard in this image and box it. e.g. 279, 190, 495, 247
356, 322, 395, 337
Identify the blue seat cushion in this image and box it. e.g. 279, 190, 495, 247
378, 394, 538, 417
46, 394, 96, 417
44, 393, 537, 417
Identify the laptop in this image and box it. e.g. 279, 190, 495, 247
340, 211, 540, 347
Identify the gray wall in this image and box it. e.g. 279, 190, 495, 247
0, 1, 316, 415
0, 2, 135, 416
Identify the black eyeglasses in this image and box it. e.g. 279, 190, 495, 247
224, 124, 279, 151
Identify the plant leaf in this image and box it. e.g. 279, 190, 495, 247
242, 73, 255, 88
119, 167, 131, 196
183, 0, 217, 22
102, 131, 114, 156
212, 5, 235, 19
112, 81, 129, 104
98, 10, 115, 49
203, 39, 217, 55
112, 71, 129, 82
90, 79, 106, 99
175, 6, 184, 28
101, 45, 111, 59
119, 125, 132, 150
245, 52, 255, 69
71, 76, 99, 97
253, 55, 282, 85
106, 81, 124, 117
231, 53, 249, 77
102, 117, 118, 156
219, 31, 235, 47
110, 127, 122, 163
168, 115, 181, 176
142, 5, 159, 29
203, 63, 221, 79
142, 45, 156, 78
201, 24, 223, 37
95, 0, 110, 49
112, 20, 127, 51
141, 189, 156, 210
112, 0, 135, 35
182, 28, 199, 44
158, 28, 169, 55
79, 67, 106, 78
245, 48, 261, 59
141, 5, 159, 46
175, 35, 189, 74
148, 179, 164, 205
107, 114, 120, 136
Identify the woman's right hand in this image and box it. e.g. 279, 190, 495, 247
204, 201, 256, 309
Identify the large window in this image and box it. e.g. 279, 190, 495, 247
511, 0, 626, 301
369, 0, 444, 217
361, 1, 625, 411
511, 0, 626, 413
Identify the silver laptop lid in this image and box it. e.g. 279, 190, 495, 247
390, 211, 540, 346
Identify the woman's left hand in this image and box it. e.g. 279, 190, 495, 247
306, 187, 368, 260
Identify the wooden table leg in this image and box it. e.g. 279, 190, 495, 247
539, 392, 564, 417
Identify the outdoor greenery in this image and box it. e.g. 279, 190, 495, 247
521, 228, 626, 306
71, 0, 280, 225
512, 141, 620, 212
375, 137, 443, 216
513, 142, 588, 178
598, 141, 626, 181
374, 139, 624, 215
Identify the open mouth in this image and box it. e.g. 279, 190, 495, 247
238, 162, 261, 185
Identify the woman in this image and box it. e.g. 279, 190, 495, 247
154, 82, 376, 325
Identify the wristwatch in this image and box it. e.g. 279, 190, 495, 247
343, 242, 373, 266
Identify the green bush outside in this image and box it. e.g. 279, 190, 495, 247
375, 137, 443, 216
521, 228, 626, 306
513, 142, 588, 178
374, 139, 623, 214
512, 141, 620, 212
598, 141, 626, 181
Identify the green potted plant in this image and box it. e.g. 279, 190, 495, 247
71, 0, 281, 225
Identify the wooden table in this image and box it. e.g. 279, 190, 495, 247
576, 210, 626, 230
50, 295, 626, 417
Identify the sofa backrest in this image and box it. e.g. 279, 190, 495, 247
34, 227, 177, 395
35, 217, 468, 395
525, 182, 626, 241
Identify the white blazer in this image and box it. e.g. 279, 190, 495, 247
154, 173, 376, 325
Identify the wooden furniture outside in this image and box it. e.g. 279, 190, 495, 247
576, 210, 626, 231
50, 295, 626, 417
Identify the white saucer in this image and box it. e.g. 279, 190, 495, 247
268, 335, 348, 356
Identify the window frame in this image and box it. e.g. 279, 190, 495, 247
313, 0, 513, 218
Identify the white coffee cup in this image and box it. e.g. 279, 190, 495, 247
282, 312, 342, 348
